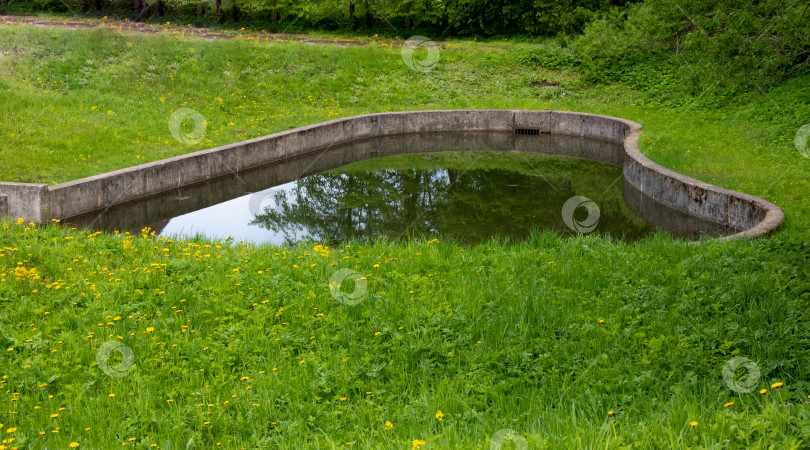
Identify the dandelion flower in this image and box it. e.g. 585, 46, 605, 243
607, 410, 614, 416
771, 382, 783, 389
435, 410, 445, 421
760, 389, 767, 395
723, 402, 734, 408
689, 421, 698, 427
70, 443, 80, 448
384, 421, 393, 430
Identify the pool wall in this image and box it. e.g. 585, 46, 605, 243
0, 110, 783, 239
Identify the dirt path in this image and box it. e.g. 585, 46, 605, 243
0, 14, 461, 49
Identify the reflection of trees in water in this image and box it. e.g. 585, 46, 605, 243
250, 167, 650, 245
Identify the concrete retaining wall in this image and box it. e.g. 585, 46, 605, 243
0, 110, 784, 240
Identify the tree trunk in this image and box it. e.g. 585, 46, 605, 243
156, 0, 163, 16
216, 0, 221, 16
133, 0, 140, 13
364, 3, 372, 29
231, 1, 238, 22
349, 2, 355, 23
94, 0, 101, 12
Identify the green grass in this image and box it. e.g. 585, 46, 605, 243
1, 223, 809, 448
1, 22, 810, 448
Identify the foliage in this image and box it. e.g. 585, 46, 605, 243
0, 0, 639, 37
570, 0, 810, 100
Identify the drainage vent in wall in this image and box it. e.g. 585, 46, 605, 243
514, 128, 547, 135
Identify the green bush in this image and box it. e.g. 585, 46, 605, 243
571, 0, 810, 100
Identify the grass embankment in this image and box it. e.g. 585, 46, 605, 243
0, 23, 809, 448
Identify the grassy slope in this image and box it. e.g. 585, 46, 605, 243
1, 25, 807, 238
0, 23, 809, 449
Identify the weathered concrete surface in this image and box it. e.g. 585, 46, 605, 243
0, 110, 784, 240
0, 182, 49, 223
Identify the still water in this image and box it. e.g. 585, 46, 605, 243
66, 132, 738, 244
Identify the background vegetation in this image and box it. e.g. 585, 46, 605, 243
0, 0, 638, 37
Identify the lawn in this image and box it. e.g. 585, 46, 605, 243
0, 21, 809, 449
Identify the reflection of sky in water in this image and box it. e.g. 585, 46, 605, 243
159, 181, 306, 244
159, 170, 454, 245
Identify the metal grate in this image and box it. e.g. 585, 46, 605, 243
514, 128, 543, 135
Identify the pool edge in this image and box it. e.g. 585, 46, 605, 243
0, 110, 784, 240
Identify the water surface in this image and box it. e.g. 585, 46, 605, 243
66, 132, 739, 244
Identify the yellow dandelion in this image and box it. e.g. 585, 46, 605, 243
760, 389, 767, 395
607, 410, 614, 416
69, 443, 80, 448
689, 421, 698, 427
384, 421, 393, 430
723, 402, 734, 407
771, 382, 783, 389
435, 410, 445, 421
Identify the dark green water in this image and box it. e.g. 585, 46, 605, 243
249, 152, 652, 245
